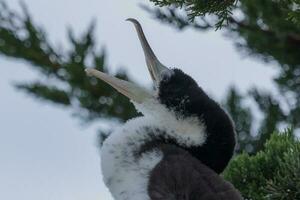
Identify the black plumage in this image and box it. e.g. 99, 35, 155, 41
158, 68, 236, 173
148, 145, 241, 200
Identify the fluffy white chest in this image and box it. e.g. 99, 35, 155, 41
101, 117, 163, 200
101, 101, 206, 200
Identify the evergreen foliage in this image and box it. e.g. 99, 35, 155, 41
148, 0, 237, 29
0, 1, 136, 125
146, 0, 300, 28
224, 129, 300, 199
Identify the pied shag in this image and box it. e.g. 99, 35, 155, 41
86, 18, 242, 200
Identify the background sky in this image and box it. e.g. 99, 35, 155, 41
0, 0, 278, 200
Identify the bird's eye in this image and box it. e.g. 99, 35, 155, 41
160, 70, 173, 82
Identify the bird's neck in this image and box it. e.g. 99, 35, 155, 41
133, 99, 207, 147
135, 97, 236, 174
181, 97, 236, 173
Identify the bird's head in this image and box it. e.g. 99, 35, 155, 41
86, 18, 211, 119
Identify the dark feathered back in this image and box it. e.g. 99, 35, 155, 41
148, 145, 242, 200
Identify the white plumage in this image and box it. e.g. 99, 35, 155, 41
101, 98, 207, 200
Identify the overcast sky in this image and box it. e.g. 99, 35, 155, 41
0, 1, 278, 200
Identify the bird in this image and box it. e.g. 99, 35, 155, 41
85, 18, 242, 200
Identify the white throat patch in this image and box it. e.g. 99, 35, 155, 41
133, 98, 206, 147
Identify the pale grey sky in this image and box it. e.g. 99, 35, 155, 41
0, 0, 278, 200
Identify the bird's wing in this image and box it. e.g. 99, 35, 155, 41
148, 145, 242, 200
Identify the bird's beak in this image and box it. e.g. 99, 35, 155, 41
126, 18, 172, 87
85, 68, 152, 104
85, 18, 171, 103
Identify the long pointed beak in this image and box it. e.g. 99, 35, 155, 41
85, 19, 171, 103
126, 18, 172, 87
85, 69, 152, 104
